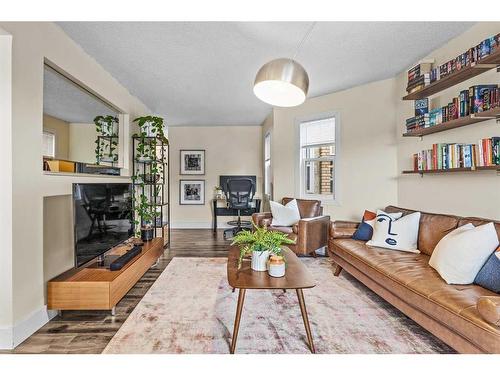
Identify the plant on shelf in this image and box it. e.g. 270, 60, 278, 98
94, 115, 118, 136
94, 116, 119, 164
133, 115, 168, 143
94, 138, 104, 164
231, 222, 295, 271
133, 194, 155, 241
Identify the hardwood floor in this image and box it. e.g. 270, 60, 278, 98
3, 229, 229, 354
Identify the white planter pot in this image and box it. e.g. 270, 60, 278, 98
100, 122, 117, 136
251, 250, 270, 271
143, 122, 155, 137
268, 262, 286, 278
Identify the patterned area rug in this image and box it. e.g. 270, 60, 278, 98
103, 257, 454, 354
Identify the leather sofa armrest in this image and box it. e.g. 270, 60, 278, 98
252, 212, 272, 227
329, 220, 360, 239
297, 215, 331, 251
477, 296, 500, 326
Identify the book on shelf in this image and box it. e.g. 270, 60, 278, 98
411, 137, 499, 171
406, 32, 500, 92
414, 98, 429, 116
404, 84, 500, 133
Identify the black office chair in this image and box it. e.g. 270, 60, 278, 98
223, 178, 255, 240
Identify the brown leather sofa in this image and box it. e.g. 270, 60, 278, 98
252, 197, 330, 256
328, 205, 500, 354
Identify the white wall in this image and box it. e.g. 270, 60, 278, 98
0, 28, 13, 347
269, 78, 399, 221
396, 22, 500, 219
0, 22, 151, 349
169, 125, 262, 228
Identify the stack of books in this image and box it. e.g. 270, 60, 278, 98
406, 32, 500, 92
412, 137, 500, 171
405, 85, 500, 133
407, 62, 432, 94
406, 99, 429, 131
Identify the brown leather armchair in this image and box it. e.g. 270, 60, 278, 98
252, 197, 330, 256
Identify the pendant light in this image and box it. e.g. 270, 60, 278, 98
253, 22, 316, 107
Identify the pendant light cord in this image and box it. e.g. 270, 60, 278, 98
292, 22, 316, 61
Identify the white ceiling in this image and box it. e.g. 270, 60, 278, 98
57, 22, 473, 126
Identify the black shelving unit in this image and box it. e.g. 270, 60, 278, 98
96, 135, 119, 166
132, 135, 170, 248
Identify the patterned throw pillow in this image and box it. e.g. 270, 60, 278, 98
474, 246, 500, 293
351, 210, 403, 241
367, 210, 421, 253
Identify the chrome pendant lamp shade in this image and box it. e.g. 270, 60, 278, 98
253, 58, 309, 107
253, 22, 316, 107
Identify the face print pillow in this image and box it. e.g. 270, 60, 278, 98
366, 210, 421, 253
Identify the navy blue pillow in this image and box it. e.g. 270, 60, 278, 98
352, 210, 376, 241
474, 249, 500, 293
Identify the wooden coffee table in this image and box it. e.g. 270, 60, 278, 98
227, 245, 316, 354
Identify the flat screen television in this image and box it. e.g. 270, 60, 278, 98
73, 183, 134, 267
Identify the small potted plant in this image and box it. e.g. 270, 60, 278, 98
94, 115, 118, 136
214, 186, 224, 199
231, 222, 295, 271
133, 115, 168, 142
134, 195, 155, 241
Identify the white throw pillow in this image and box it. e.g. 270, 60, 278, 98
269, 199, 301, 227
429, 222, 499, 284
367, 210, 421, 253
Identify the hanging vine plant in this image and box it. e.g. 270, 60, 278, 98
94, 115, 119, 136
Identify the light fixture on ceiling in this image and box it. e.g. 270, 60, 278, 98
253, 22, 316, 108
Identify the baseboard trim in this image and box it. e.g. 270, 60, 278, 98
0, 326, 13, 350
0, 305, 56, 349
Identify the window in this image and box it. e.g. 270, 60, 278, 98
299, 115, 336, 200
264, 132, 272, 199
42, 131, 55, 158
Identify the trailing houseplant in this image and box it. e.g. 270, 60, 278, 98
133, 194, 155, 241
231, 222, 295, 271
94, 115, 118, 136
133, 115, 168, 142
94, 116, 119, 164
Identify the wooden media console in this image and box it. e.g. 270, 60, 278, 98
47, 238, 164, 313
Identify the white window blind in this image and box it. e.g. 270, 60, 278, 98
299, 116, 336, 199
42, 131, 55, 158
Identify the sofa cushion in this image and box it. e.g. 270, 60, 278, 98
385, 206, 460, 256
331, 238, 500, 353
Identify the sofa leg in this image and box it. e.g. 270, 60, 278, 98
334, 265, 343, 277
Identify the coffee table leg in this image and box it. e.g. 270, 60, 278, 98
230, 288, 246, 354
296, 288, 315, 353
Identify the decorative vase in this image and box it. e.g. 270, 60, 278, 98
268, 255, 286, 278
251, 249, 270, 271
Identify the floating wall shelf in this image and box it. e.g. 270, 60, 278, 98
402, 48, 500, 100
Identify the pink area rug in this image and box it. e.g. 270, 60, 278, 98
103, 257, 453, 354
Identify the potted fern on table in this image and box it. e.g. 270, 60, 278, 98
231, 222, 295, 272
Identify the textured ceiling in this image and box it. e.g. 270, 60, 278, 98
57, 22, 473, 126
44, 66, 117, 124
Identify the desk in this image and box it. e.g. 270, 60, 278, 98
212, 198, 261, 232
